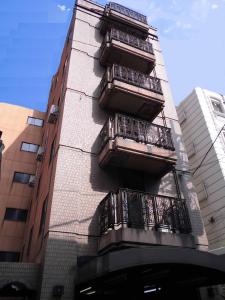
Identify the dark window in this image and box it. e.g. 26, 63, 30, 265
0, 251, 20, 262
212, 100, 223, 113
4, 208, 28, 222
27, 227, 33, 256
39, 197, 48, 236
49, 139, 55, 165
13, 172, 32, 184
21, 142, 39, 153
27, 116, 44, 127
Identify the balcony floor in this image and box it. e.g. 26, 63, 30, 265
99, 137, 176, 176
100, 40, 155, 73
99, 81, 164, 121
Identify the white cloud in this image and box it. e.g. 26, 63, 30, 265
211, 3, 219, 9
57, 4, 68, 12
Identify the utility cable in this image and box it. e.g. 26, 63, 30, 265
192, 124, 225, 175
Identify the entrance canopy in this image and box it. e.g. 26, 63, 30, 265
77, 246, 225, 297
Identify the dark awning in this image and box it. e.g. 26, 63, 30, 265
77, 246, 225, 292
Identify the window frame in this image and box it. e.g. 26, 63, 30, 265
27, 116, 44, 127
4, 207, 28, 222
20, 142, 39, 153
0, 251, 20, 262
211, 98, 225, 116
13, 172, 33, 184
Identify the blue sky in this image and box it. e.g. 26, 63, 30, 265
0, 0, 224, 111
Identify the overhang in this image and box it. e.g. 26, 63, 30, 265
77, 246, 225, 289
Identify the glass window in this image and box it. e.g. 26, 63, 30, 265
13, 172, 32, 184
211, 99, 223, 113
0, 251, 20, 262
21, 142, 39, 153
4, 208, 28, 222
27, 116, 44, 127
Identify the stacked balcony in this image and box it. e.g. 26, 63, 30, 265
102, 2, 149, 38
97, 2, 192, 250
98, 189, 193, 252
100, 28, 155, 73
99, 113, 176, 176
99, 65, 164, 120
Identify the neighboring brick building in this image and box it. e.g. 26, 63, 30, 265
1, 1, 225, 300
0, 103, 45, 261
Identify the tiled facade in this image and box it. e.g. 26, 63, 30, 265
1, 1, 225, 300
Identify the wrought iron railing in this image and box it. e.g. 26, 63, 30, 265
99, 65, 162, 96
106, 2, 148, 24
99, 113, 175, 151
99, 188, 192, 235
104, 28, 154, 54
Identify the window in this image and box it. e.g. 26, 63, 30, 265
0, 251, 20, 262
39, 197, 48, 236
4, 208, 28, 222
211, 99, 224, 113
13, 172, 32, 184
27, 116, 44, 127
21, 142, 39, 153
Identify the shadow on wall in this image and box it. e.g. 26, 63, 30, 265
169, 118, 205, 238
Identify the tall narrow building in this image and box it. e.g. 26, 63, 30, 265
177, 88, 225, 252
1, 1, 225, 300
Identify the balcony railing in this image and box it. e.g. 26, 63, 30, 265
99, 189, 192, 235
106, 2, 148, 24
104, 28, 153, 54
100, 114, 175, 151
100, 65, 162, 96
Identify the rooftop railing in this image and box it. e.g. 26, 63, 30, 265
99, 188, 192, 235
106, 2, 148, 24
99, 113, 175, 151
104, 27, 154, 54
100, 65, 163, 95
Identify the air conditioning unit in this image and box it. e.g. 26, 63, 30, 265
36, 146, 45, 161
47, 105, 59, 124
28, 175, 36, 187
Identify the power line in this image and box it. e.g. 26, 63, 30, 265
192, 124, 225, 175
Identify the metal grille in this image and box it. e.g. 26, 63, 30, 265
99, 189, 192, 235
99, 113, 175, 151
109, 28, 153, 54
99, 65, 163, 95
113, 65, 162, 93
107, 2, 148, 24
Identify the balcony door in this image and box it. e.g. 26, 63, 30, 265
120, 170, 145, 229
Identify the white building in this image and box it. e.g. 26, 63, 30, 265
177, 87, 225, 251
